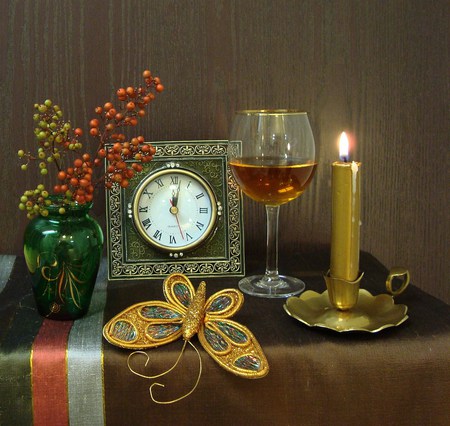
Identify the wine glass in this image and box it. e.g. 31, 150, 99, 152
229, 110, 317, 298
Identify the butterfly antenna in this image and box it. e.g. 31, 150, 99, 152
149, 340, 203, 404
127, 340, 188, 380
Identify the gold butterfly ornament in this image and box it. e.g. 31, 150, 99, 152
103, 273, 269, 403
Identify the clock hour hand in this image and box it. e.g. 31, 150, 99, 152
169, 196, 184, 240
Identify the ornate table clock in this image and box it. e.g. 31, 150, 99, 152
106, 140, 245, 280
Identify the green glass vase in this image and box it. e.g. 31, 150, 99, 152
23, 201, 104, 320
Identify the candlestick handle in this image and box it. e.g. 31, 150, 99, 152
386, 267, 410, 296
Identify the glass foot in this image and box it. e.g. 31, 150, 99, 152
238, 275, 305, 298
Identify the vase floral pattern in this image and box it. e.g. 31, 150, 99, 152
24, 202, 103, 320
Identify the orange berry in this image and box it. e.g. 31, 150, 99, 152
57, 171, 67, 181
156, 84, 164, 93
142, 70, 151, 79
75, 194, 86, 204
74, 159, 83, 168
126, 101, 135, 111
132, 163, 143, 172
126, 87, 136, 98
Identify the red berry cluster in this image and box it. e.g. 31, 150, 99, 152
18, 70, 163, 218
53, 154, 95, 204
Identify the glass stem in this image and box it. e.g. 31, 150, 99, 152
264, 205, 280, 281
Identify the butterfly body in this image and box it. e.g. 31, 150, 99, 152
103, 273, 269, 379
182, 281, 206, 340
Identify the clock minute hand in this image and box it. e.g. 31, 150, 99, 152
171, 181, 181, 207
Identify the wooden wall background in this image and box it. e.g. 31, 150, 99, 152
1, 0, 448, 303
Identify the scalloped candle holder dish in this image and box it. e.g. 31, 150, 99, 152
284, 289, 408, 333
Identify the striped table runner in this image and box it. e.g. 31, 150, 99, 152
0, 257, 107, 426
2, 253, 450, 426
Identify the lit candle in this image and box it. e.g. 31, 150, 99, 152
330, 132, 361, 281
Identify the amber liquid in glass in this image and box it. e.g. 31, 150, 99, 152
229, 157, 317, 205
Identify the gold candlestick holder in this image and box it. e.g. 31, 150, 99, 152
284, 268, 410, 333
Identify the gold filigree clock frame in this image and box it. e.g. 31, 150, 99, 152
106, 140, 245, 280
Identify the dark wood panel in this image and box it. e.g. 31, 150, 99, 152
1, 0, 448, 303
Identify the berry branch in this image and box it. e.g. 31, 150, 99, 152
18, 70, 164, 218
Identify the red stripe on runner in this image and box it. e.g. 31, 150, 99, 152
31, 319, 74, 426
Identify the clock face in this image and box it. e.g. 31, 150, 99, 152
132, 168, 218, 253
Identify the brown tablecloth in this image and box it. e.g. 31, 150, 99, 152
1, 248, 449, 426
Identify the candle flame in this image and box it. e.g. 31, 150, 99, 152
339, 132, 349, 161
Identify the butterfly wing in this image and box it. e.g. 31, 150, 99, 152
103, 301, 185, 349
198, 289, 269, 378
163, 273, 197, 311
198, 318, 269, 378
103, 273, 196, 350
204, 288, 244, 318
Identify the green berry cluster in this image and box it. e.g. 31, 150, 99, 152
18, 185, 52, 219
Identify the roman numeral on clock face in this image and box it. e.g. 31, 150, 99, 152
142, 218, 151, 230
